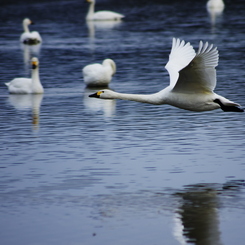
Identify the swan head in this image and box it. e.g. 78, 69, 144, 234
31, 57, 39, 69
89, 90, 115, 99
102, 59, 117, 75
86, 0, 95, 3
23, 18, 33, 26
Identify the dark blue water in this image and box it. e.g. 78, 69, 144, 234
0, 0, 245, 244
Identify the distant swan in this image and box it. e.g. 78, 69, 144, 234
206, 0, 225, 11
86, 0, 125, 21
89, 38, 243, 112
82, 59, 116, 87
5, 57, 44, 94
206, 0, 225, 26
20, 18, 42, 45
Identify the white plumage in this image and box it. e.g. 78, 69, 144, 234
86, 0, 125, 21
5, 57, 44, 94
207, 0, 225, 11
89, 38, 243, 112
82, 59, 116, 87
20, 18, 42, 45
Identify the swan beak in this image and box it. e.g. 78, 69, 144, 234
89, 91, 103, 98
32, 61, 38, 69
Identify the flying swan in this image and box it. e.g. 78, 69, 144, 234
86, 0, 125, 21
89, 38, 243, 112
20, 18, 42, 44
82, 59, 116, 87
5, 57, 44, 94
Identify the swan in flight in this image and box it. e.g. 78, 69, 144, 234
20, 18, 42, 44
5, 57, 44, 94
89, 38, 243, 112
86, 0, 125, 21
82, 59, 116, 87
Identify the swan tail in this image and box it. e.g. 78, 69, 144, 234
5, 82, 10, 87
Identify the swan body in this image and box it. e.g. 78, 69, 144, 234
86, 0, 125, 21
207, 0, 225, 11
20, 18, 42, 45
89, 38, 243, 112
82, 59, 116, 87
5, 57, 44, 94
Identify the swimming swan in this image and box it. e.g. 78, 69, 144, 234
20, 18, 42, 44
82, 59, 116, 87
89, 38, 244, 112
86, 0, 125, 21
5, 57, 44, 94
206, 0, 225, 12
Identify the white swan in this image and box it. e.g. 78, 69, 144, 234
5, 57, 44, 94
89, 38, 244, 112
86, 0, 125, 21
207, 0, 225, 11
206, 0, 225, 26
20, 18, 42, 44
82, 59, 116, 87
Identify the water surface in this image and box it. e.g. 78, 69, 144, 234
0, 0, 245, 244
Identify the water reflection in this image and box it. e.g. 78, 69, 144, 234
83, 87, 116, 117
86, 20, 123, 39
174, 184, 222, 245
174, 180, 245, 245
7, 94, 43, 129
21, 43, 41, 75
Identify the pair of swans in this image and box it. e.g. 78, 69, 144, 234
89, 38, 243, 112
20, 18, 42, 45
5, 57, 44, 94
82, 59, 116, 87
86, 0, 124, 21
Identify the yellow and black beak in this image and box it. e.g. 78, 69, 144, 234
32, 61, 38, 69
89, 91, 103, 98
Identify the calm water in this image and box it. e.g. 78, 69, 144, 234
0, 0, 245, 244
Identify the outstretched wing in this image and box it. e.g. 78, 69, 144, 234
172, 40, 219, 93
165, 38, 196, 88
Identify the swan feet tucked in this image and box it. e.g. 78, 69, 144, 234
89, 38, 243, 113
213, 99, 244, 112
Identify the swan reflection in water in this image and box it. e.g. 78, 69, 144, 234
84, 87, 116, 118
173, 184, 222, 245
7, 94, 43, 129
206, 0, 225, 27
21, 43, 41, 75
86, 20, 123, 41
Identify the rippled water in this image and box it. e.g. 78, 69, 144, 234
0, 0, 245, 244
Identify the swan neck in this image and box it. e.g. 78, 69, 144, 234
23, 22, 30, 33
31, 68, 43, 93
87, 1, 95, 20
111, 91, 164, 105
